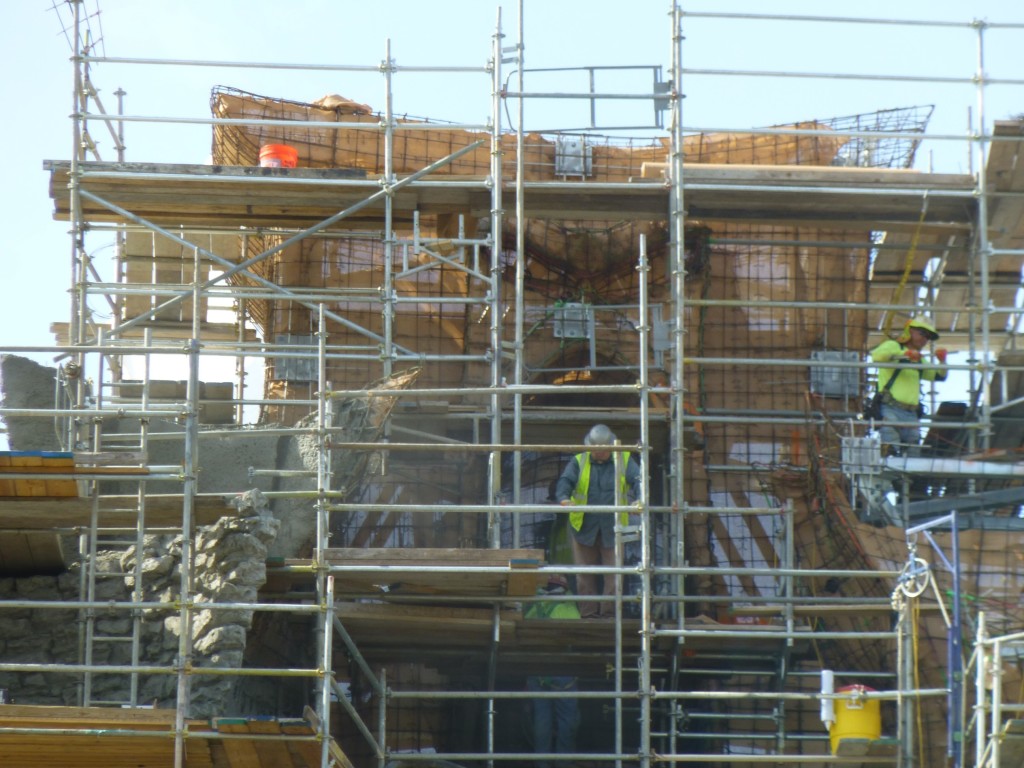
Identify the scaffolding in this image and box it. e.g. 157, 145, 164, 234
2, 3, 1024, 768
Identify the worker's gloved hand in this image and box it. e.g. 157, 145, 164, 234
903, 349, 922, 363
935, 348, 948, 364
560, 499, 571, 506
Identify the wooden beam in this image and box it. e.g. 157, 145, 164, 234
0, 494, 237, 529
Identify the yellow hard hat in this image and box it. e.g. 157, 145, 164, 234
905, 316, 939, 341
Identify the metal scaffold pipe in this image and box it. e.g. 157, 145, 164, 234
884, 456, 1024, 477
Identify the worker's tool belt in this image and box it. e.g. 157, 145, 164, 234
881, 392, 922, 416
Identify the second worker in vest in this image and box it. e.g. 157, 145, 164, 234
869, 316, 948, 456
555, 424, 641, 618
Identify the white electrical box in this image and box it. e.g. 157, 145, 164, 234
553, 303, 591, 339
809, 350, 861, 397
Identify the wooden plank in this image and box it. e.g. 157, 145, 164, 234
323, 547, 543, 565
73, 451, 146, 466
214, 720, 263, 768
228, 719, 296, 768
680, 163, 972, 188
0, 705, 218, 768
0, 703, 179, 725
0, 454, 75, 469
334, 602, 516, 646
0, 494, 236, 529
0, 453, 79, 498
0, 454, 12, 496
507, 558, 546, 597
284, 741, 322, 768
11, 454, 49, 497
50, 321, 259, 344
315, 548, 547, 597
330, 570, 507, 597
279, 717, 328, 768
302, 706, 355, 768
0, 738, 178, 768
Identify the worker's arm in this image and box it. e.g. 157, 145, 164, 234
555, 455, 581, 504
922, 348, 949, 382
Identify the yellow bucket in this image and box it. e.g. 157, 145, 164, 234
830, 685, 881, 754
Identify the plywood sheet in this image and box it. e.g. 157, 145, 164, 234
0, 452, 78, 498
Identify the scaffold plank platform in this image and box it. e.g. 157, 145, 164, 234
45, 161, 977, 229
0, 452, 78, 498
0, 705, 335, 768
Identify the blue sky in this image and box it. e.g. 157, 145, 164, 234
1, 1, 1021, 363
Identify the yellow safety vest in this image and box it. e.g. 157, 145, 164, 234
870, 339, 946, 407
567, 452, 630, 531
525, 598, 581, 620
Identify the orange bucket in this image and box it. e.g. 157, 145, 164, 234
259, 144, 298, 168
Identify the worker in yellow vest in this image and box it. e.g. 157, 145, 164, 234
525, 574, 581, 766
869, 316, 948, 455
555, 424, 641, 618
